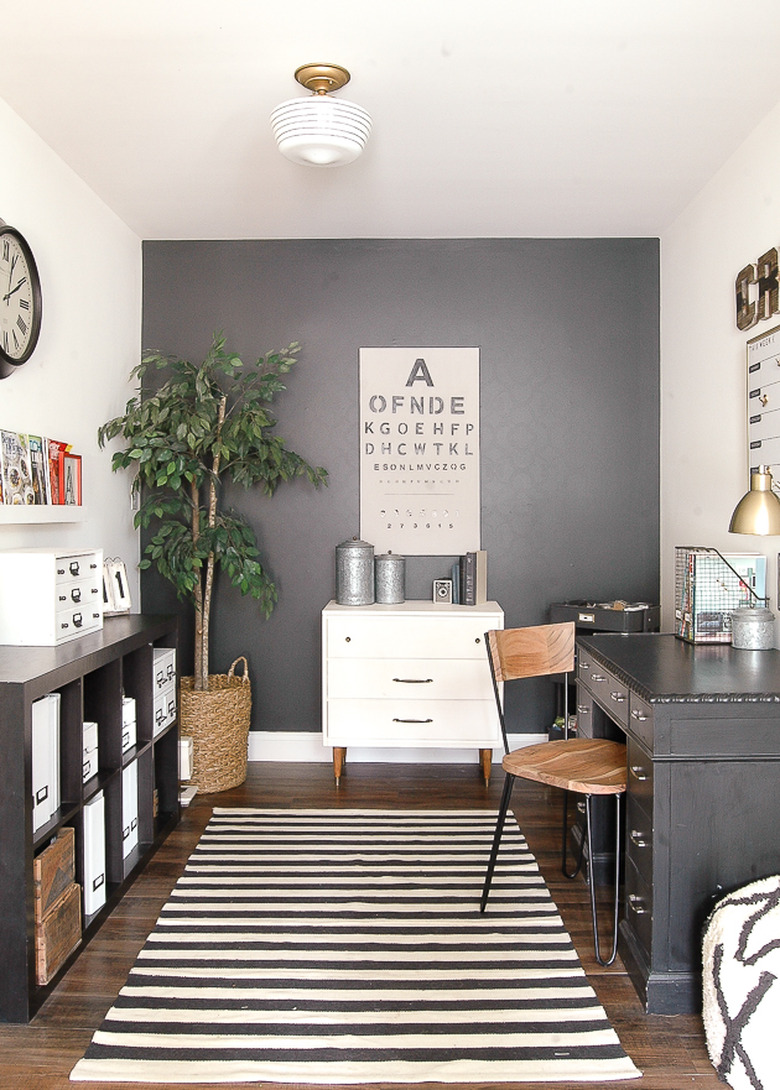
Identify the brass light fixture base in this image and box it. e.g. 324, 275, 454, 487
294, 63, 351, 95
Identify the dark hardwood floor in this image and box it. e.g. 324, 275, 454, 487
1, 760, 724, 1089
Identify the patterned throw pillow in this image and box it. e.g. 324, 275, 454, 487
702, 874, 780, 1090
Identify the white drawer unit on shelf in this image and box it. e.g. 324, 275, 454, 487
0, 547, 103, 645
322, 599, 504, 784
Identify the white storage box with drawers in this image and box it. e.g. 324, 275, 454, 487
152, 647, 177, 736
0, 548, 103, 645
82, 721, 98, 783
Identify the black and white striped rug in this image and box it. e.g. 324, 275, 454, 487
70, 808, 640, 1083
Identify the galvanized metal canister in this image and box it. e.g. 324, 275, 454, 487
375, 552, 405, 604
335, 537, 375, 605
730, 606, 776, 649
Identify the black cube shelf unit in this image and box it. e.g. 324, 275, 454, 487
0, 614, 180, 1023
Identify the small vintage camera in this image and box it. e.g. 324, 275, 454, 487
432, 578, 453, 604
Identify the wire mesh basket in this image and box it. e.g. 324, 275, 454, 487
674, 547, 767, 643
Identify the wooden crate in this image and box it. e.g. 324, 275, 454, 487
35, 881, 81, 985
33, 826, 75, 923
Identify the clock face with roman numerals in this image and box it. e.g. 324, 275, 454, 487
0, 224, 43, 377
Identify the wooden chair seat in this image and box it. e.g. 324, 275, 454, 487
503, 737, 627, 796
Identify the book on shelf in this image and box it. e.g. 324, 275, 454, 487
460, 550, 488, 606
1, 430, 34, 505
28, 436, 50, 505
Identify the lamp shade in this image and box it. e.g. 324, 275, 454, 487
728, 466, 780, 535
270, 95, 372, 167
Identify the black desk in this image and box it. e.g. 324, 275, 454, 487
577, 632, 780, 1014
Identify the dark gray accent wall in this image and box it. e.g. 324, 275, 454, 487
141, 238, 660, 737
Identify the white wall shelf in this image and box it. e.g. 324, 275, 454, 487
0, 506, 84, 524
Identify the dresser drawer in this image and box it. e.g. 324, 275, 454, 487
326, 615, 489, 659
577, 653, 629, 728
327, 656, 492, 701
325, 697, 500, 746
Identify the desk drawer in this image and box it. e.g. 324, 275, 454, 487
577, 655, 629, 728
625, 855, 653, 960
575, 686, 594, 738
627, 737, 654, 810
626, 790, 653, 887
628, 692, 654, 749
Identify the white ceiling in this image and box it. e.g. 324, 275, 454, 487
3, 0, 780, 241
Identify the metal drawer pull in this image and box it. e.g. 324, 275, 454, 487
393, 717, 434, 723
393, 677, 434, 684
628, 893, 649, 915
630, 764, 649, 782
610, 691, 626, 703
577, 704, 590, 714
579, 659, 591, 669
590, 673, 606, 682
631, 708, 649, 722
629, 829, 649, 847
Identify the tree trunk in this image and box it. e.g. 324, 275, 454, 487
191, 477, 206, 690
199, 396, 227, 690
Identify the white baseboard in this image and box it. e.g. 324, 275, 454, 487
247, 732, 548, 763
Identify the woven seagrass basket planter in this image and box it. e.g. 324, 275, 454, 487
179, 657, 251, 793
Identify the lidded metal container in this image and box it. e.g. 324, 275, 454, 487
335, 537, 374, 606
375, 552, 405, 604
730, 606, 776, 650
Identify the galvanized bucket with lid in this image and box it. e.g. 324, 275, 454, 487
335, 537, 375, 605
375, 551, 405, 604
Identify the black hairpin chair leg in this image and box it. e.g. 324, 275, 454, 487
480, 773, 515, 912
584, 792, 623, 967
561, 789, 587, 879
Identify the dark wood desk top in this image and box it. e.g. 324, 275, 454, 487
578, 632, 780, 705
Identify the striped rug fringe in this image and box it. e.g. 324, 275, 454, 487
70, 808, 641, 1084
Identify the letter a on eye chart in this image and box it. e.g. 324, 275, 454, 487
359, 346, 481, 555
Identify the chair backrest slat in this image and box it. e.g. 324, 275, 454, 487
487, 622, 575, 683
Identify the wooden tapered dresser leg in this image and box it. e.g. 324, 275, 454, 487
333, 747, 347, 785
480, 748, 492, 785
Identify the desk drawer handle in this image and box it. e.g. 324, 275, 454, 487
631, 708, 649, 722
393, 717, 434, 724
577, 704, 590, 715
393, 677, 434, 684
628, 893, 650, 915
579, 660, 591, 669
629, 829, 650, 848
630, 764, 650, 782
610, 691, 626, 703
590, 673, 607, 682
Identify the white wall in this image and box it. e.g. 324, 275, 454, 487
661, 100, 780, 632
0, 98, 141, 597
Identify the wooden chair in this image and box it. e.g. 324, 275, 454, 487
479, 622, 627, 966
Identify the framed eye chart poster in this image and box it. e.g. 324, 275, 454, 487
359, 346, 481, 555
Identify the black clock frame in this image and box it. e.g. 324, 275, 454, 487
0, 223, 43, 379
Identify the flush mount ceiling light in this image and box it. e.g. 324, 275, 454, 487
270, 63, 372, 167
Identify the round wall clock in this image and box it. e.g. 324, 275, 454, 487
0, 222, 43, 379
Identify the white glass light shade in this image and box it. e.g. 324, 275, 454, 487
270, 95, 371, 166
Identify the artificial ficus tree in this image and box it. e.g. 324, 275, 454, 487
98, 333, 327, 690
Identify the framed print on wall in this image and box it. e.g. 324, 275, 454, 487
359, 347, 481, 555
